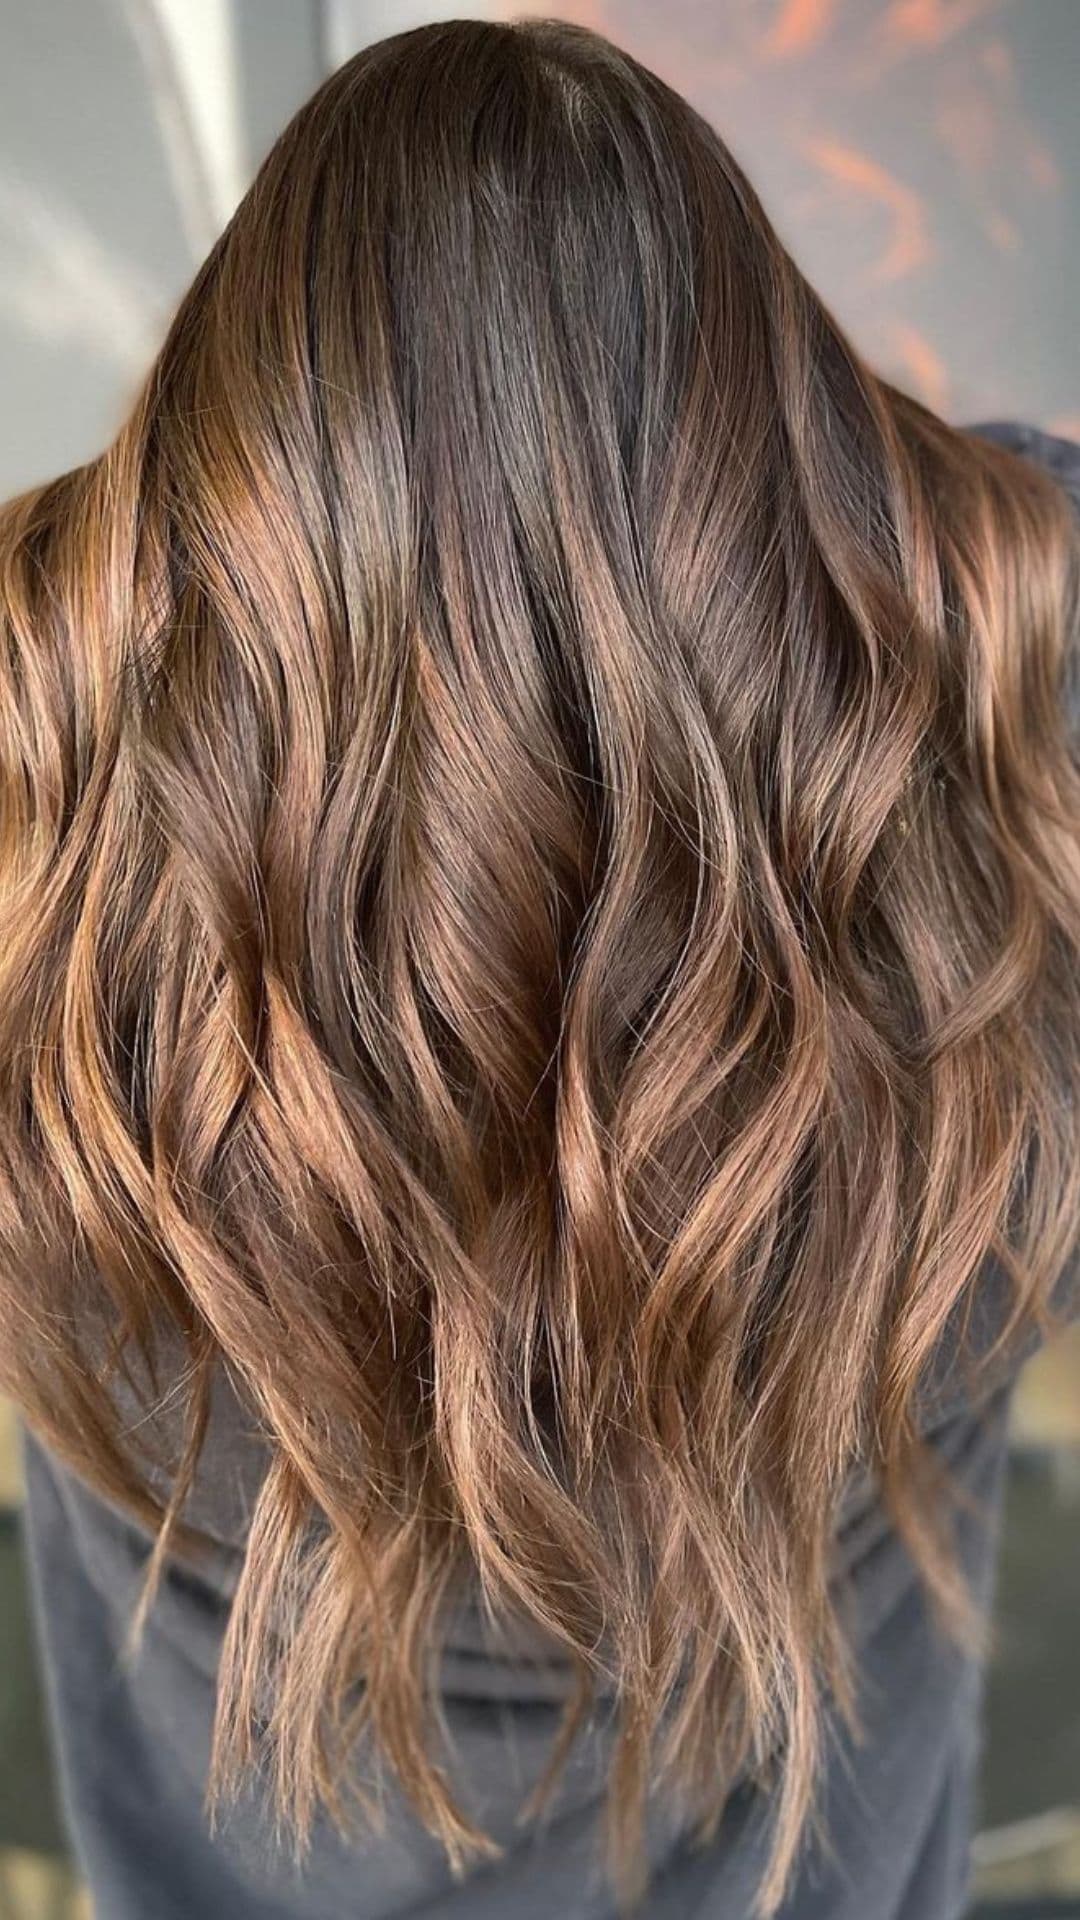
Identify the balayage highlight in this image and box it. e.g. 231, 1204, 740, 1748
2, 17, 1080, 1914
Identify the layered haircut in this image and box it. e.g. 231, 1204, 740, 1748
2, 17, 1079, 1914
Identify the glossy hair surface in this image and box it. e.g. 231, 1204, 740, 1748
2, 17, 1079, 1913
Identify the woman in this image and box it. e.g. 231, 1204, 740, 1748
1, 18, 1078, 1920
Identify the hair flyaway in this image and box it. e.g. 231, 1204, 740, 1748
2, 16, 1080, 1916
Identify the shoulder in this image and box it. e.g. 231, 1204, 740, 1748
963, 418, 1080, 518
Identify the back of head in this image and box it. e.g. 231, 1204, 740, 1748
2, 17, 1079, 1913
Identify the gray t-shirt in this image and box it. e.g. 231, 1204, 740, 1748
20, 419, 1080, 1920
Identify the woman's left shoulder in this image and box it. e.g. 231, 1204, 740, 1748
964, 417, 1080, 512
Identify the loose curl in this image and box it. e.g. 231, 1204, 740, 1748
2, 18, 1079, 1915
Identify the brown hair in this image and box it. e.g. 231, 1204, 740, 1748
2, 17, 1079, 1913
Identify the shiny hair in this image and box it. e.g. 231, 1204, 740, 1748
2, 17, 1079, 1914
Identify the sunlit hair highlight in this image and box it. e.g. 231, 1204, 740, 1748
2, 17, 1079, 1914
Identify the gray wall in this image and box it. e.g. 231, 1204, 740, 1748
0, 0, 323, 495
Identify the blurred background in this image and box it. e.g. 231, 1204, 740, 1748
0, 2, 1077, 1916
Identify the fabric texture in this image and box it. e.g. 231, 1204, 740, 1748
19, 418, 1080, 1920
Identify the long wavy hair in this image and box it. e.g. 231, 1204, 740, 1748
2, 17, 1079, 1914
